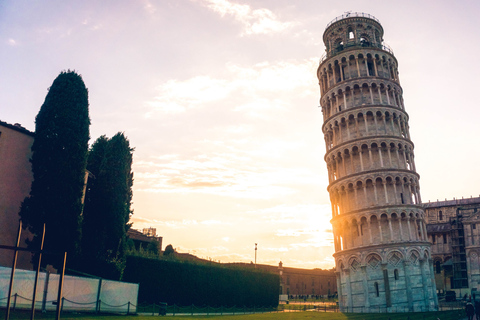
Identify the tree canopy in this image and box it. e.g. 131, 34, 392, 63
19, 70, 90, 269
79, 133, 134, 279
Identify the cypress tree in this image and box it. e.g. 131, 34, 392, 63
19, 70, 90, 269
80, 133, 133, 279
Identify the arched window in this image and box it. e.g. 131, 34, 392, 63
374, 282, 379, 297
394, 269, 399, 280
334, 39, 344, 52
347, 26, 354, 40
439, 210, 443, 221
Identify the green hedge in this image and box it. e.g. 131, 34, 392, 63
123, 256, 279, 307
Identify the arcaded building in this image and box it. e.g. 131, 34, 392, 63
317, 13, 437, 312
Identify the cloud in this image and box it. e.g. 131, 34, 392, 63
134, 152, 307, 199
145, 58, 317, 117
142, 0, 157, 14
195, 0, 294, 35
146, 76, 232, 114
7, 39, 18, 46
130, 216, 227, 229
167, 177, 227, 188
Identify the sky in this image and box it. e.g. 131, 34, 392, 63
2, 0, 480, 270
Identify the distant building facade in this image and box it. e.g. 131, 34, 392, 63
277, 262, 336, 297
231, 262, 336, 297
127, 228, 163, 252
424, 197, 480, 298
0, 121, 34, 269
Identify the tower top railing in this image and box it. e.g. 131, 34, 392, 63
325, 12, 380, 29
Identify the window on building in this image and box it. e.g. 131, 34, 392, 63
439, 211, 443, 221
374, 282, 379, 297
474, 224, 477, 230
400, 193, 404, 204
367, 61, 374, 76
287, 276, 290, 285
394, 269, 399, 280
432, 234, 436, 244
435, 260, 441, 274
443, 234, 447, 244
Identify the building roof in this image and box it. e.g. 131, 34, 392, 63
426, 223, 452, 233
422, 197, 480, 209
0, 120, 34, 137
127, 228, 161, 242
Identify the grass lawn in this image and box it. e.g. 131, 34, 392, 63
0, 309, 465, 320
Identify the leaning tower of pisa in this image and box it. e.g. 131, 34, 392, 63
317, 13, 438, 312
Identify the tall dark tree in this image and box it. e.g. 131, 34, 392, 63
80, 133, 134, 279
19, 70, 90, 269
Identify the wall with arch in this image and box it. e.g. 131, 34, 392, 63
332, 208, 427, 252
323, 108, 410, 151
335, 246, 437, 312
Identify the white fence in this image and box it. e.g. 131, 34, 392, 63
0, 266, 138, 314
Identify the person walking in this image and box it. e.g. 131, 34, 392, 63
475, 300, 480, 320
466, 302, 475, 320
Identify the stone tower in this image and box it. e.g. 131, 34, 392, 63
317, 13, 438, 312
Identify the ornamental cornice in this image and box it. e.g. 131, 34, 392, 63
331, 204, 425, 224
333, 242, 431, 261
321, 105, 409, 130
330, 205, 426, 225
326, 168, 420, 190
320, 78, 402, 103
324, 135, 414, 160
318, 46, 396, 71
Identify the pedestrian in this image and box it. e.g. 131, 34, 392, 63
475, 300, 480, 320
466, 302, 474, 320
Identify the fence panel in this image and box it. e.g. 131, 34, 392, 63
0, 266, 138, 314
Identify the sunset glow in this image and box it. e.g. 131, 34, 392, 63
2, 0, 480, 269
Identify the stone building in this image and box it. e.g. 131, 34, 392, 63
424, 196, 480, 298
276, 262, 336, 297
228, 262, 336, 298
317, 13, 437, 312
0, 121, 34, 269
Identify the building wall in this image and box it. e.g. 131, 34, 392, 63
424, 197, 480, 298
229, 262, 337, 298
0, 121, 34, 268
279, 266, 336, 297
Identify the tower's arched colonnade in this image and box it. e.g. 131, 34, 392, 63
318, 13, 438, 313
